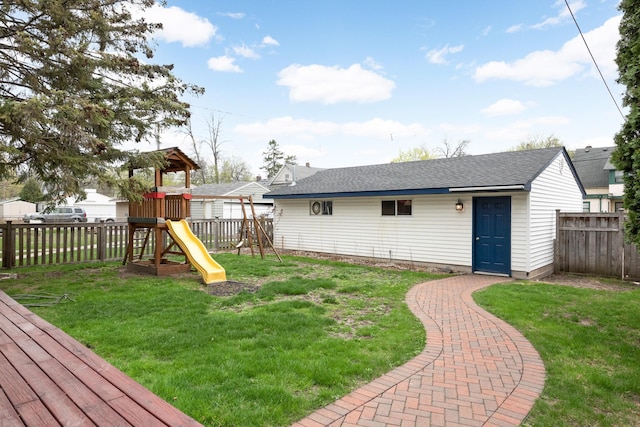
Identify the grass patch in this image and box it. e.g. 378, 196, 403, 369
1, 254, 443, 426
474, 282, 640, 427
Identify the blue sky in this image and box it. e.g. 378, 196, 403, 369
139, 0, 623, 177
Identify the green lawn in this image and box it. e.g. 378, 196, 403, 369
474, 281, 640, 427
1, 254, 442, 426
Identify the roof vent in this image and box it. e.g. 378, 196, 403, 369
585, 145, 592, 152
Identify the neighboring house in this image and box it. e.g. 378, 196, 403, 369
269, 163, 325, 187
265, 147, 584, 280
0, 199, 36, 221
572, 146, 623, 213
191, 181, 272, 219
65, 189, 117, 222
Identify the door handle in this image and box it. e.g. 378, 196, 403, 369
475, 237, 480, 241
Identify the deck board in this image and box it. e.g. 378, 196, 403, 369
0, 290, 203, 427
1, 341, 93, 426
0, 387, 24, 425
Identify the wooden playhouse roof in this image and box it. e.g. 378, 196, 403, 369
160, 147, 200, 173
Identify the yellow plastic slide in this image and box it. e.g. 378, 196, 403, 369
165, 219, 227, 284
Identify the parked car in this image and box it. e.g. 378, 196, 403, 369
22, 212, 43, 223
23, 207, 87, 223
93, 217, 115, 223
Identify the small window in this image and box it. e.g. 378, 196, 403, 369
381, 200, 396, 216
615, 201, 624, 212
614, 170, 624, 184
382, 200, 412, 216
321, 201, 333, 215
397, 200, 412, 215
582, 201, 590, 213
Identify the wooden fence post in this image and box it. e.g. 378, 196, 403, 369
97, 221, 107, 262
2, 221, 15, 269
214, 219, 219, 251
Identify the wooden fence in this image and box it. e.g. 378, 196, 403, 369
0, 218, 273, 269
555, 211, 640, 280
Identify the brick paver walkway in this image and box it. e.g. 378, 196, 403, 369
292, 275, 545, 427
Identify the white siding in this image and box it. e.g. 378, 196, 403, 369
508, 192, 530, 275
0, 200, 36, 219
190, 200, 206, 219
274, 194, 473, 268
529, 154, 584, 271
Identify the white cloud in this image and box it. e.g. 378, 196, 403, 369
233, 44, 260, 59
506, 24, 524, 34
571, 15, 620, 78
425, 44, 464, 65
531, 0, 586, 30
261, 36, 280, 46
233, 116, 427, 141
207, 56, 243, 73
364, 56, 383, 70
474, 15, 621, 86
143, 5, 217, 47
276, 64, 396, 104
481, 99, 528, 116
219, 12, 245, 19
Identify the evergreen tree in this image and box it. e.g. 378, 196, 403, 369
0, 0, 202, 203
261, 140, 297, 179
612, 0, 640, 245
19, 177, 43, 203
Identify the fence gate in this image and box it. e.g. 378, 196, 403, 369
555, 211, 640, 280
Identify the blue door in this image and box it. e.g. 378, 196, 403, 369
473, 196, 511, 275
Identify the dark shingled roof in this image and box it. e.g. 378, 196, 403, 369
572, 146, 615, 188
266, 147, 579, 198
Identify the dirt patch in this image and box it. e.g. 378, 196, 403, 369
278, 250, 453, 273
537, 274, 640, 291
205, 281, 260, 296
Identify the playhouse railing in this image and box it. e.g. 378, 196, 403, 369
128, 192, 191, 220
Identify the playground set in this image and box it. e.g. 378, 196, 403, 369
124, 147, 279, 284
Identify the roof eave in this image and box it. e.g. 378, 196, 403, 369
265, 185, 531, 199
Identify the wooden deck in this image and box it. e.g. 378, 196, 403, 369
0, 291, 203, 427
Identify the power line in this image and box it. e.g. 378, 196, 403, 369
564, 0, 625, 121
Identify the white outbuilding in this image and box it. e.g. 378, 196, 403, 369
265, 147, 585, 279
